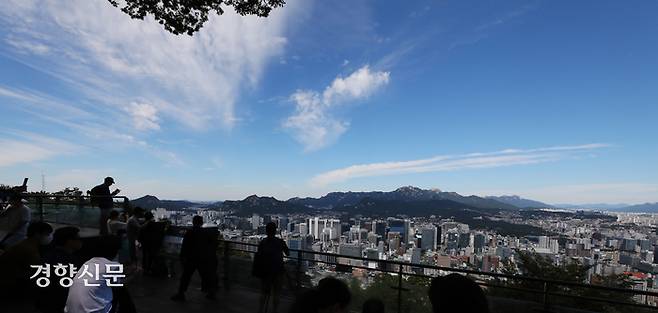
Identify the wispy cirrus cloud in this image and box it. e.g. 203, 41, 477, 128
284, 65, 390, 151
310, 143, 611, 186
0, 0, 303, 131
0, 131, 80, 167
126, 102, 160, 131
0, 85, 184, 167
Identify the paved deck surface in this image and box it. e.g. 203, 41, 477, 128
129, 272, 294, 313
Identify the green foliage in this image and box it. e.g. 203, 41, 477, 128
107, 0, 286, 35
347, 273, 432, 313
491, 251, 639, 313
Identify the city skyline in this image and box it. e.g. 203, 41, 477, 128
1, 0, 657, 203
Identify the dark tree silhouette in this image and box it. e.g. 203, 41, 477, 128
107, 0, 286, 35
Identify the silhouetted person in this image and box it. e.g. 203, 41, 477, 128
0, 221, 53, 300
126, 207, 144, 266
428, 274, 489, 313
0, 193, 31, 249
254, 222, 289, 313
289, 277, 351, 313
37, 226, 84, 313
107, 210, 127, 236
138, 212, 161, 275
171, 216, 217, 301
362, 298, 385, 313
65, 235, 136, 313
90, 177, 120, 235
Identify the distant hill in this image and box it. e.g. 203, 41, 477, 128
555, 203, 630, 210
288, 186, 518, 211
486, 195, 551, 208
614, 203, 658, 213
339, 198, 549, 237
519, 209, 617, 221
131, 195, 202, 210
221, 195, 309, 216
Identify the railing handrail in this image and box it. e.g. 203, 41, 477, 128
219, 239, 658, 298
20, 194, 129, 201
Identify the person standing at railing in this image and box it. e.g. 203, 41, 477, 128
90, 177, 121, 236
171, 215, 217, 302
0, 193, 31, 250
126, 207, 144, 267
253, 222, 289, 313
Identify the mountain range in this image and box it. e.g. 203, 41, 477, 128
485, 195, 551, 209
130, 195, 210, 210
130, 186, 658, 214
553, 203, 630, 210
288, 186, 518, 210
609, 202, 658, 213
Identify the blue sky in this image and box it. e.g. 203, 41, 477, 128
1, 0, 657, 204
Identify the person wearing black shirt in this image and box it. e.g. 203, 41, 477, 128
90, 177, 120, 235
171, 216, 217, 302
254, 222, 289, 313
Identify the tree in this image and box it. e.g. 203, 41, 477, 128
107, 0, 286, 35
491, 251, 641, 313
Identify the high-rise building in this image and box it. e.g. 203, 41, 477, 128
411, 247, 421, 264
622, 239, 637, 252
538, 236, 551, 250
288, 235, 304, 259
339, 243, 363, 258
446, 231, 459, 251
389, 219, 407, 245
308, 217, 320, 238
326, 219, 341, 240
458, 233, 471, 249
299, 222, 308, 236
421, 226, 437, 251
278, 216, 289, 230
374, 221, 386, 237
251, 214, 261, 230
473, 233, 486, 253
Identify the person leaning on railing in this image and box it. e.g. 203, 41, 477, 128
0, 193, 31, 250
253, 221, 290, 313
90, 177, 121, 236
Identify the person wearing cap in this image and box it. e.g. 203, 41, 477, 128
0, 193, 31, 249
90, 177, 121, 235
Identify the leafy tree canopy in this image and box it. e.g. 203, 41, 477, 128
108, 0, 286, 35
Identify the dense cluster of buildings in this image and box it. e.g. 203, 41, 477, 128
154, 207, 658, 306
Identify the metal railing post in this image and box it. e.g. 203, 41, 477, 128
397, 264, 403, 313
296, 251, 302, 290
223, 241, 230, 290
37, 196, 44, 222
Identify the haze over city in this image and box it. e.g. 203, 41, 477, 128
1, 0, 657, 204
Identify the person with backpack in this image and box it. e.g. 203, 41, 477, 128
253, 222, 289, 313
90, 177, 121, 235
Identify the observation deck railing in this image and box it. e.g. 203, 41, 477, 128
13, 194, 658, 313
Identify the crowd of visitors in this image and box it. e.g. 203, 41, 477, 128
0, 177, 492, 313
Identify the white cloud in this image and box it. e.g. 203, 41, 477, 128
284, 65, 390, 151
310, 143, 611, 186
127, 102, 160, 131
322, 66, 390, 104
283, 91, 349, 151
0, 0, 302, 131
0, 131, 79, 167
